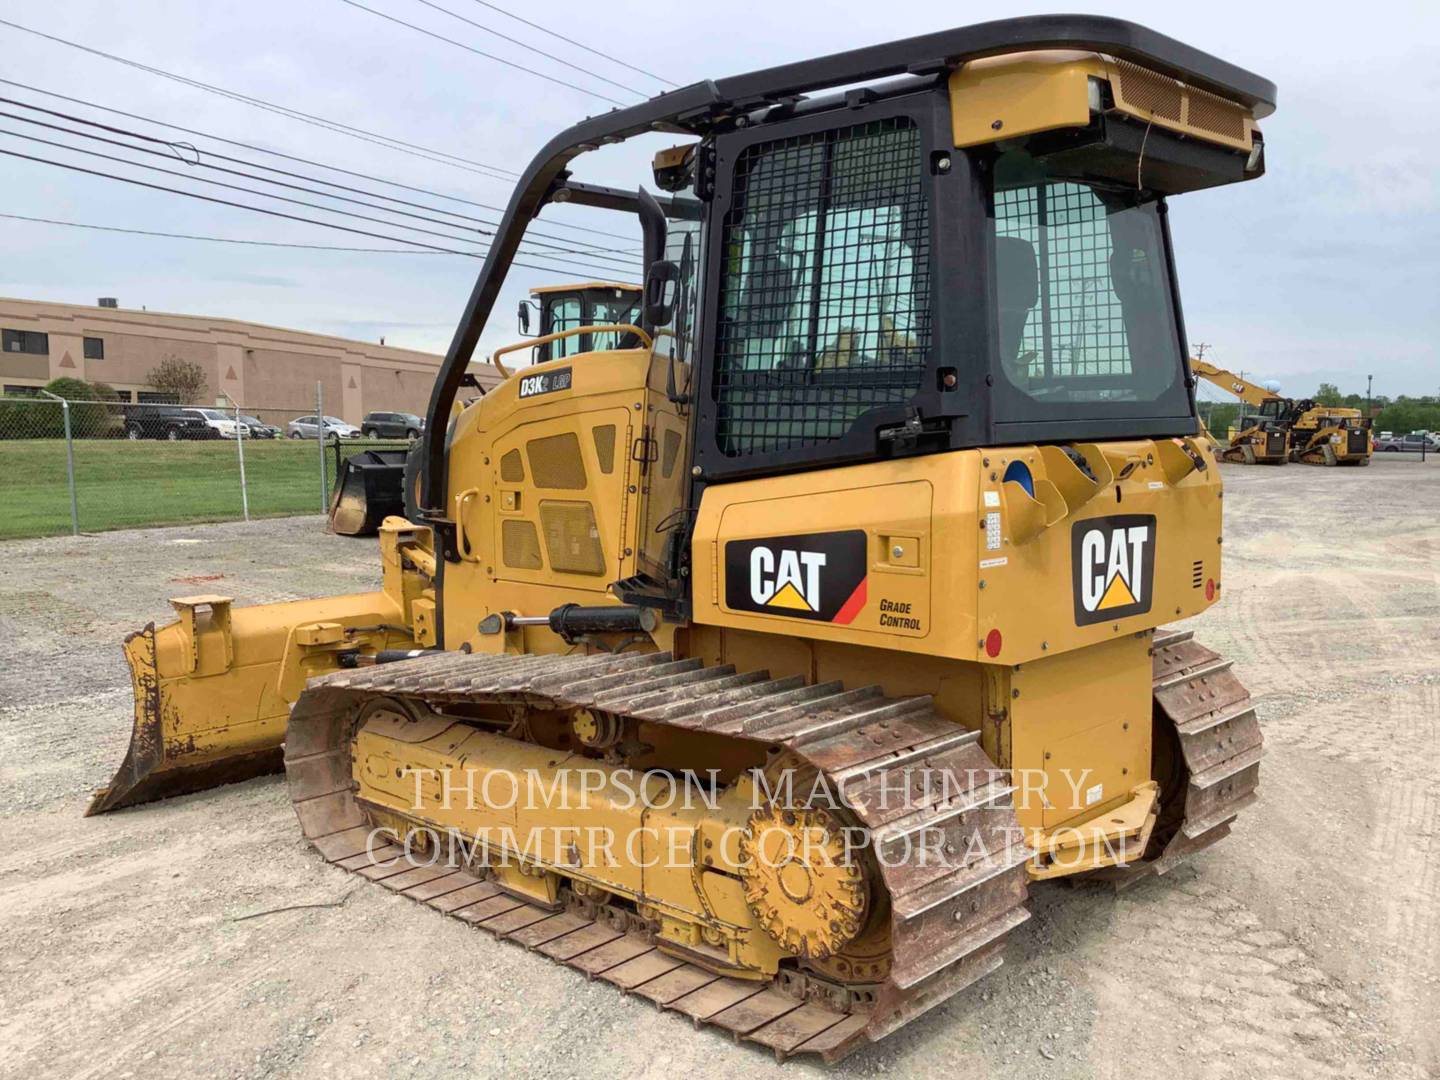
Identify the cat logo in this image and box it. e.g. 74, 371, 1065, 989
724, 530, 867, 623
1071, 514, 1156, 626
750, 547, 826, 611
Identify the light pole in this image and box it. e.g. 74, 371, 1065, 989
1366, 374, 1373, 417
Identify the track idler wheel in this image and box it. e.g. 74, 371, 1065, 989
741, 803, 869, 960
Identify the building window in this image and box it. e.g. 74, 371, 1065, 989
2, 329, 50, 355
3, 384, 42, 397
137, 390, 179, 403
83, 336, 105, 360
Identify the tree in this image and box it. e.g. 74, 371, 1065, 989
1376, 401, 1440, 434
1200, 402, 1241, 439
0, 377, 117, 439
1314, 382, 1343, 406
146, 355, 208, 404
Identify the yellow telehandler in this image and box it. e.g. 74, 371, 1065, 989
91, 16, 1271, 1060
1191, 358, 1292, 464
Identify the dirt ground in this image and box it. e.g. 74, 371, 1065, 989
1, 456, 1435, 1080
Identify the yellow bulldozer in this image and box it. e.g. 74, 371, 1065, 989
90, 17, 1271, 1061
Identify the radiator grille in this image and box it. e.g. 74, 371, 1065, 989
591, 425, 616, 475
1184, 86, 1247, 140
1110, 60, 1251, 150
539, 501, 606, 576
1112, 60, 1182, 122
661, 429, 682, 478
527, 432, 587, 490
501, 519, 542, 569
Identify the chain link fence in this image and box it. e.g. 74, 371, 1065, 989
0, 386, 414, 540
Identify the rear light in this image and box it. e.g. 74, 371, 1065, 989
1205, 579, 1216, 601
984, 629, 1002, 658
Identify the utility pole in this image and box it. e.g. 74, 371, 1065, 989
1188, 344, 1211, 432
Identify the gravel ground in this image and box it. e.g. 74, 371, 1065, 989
1, 457, 1436, 1080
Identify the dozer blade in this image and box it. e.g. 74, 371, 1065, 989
87, 591, 412, 815
328, 450, 408, 536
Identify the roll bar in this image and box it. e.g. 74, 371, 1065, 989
419, 15, 1276, 518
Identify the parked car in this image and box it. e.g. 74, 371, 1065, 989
122, 404, 216, 441
288, 415, 361, 440
360, 411, 424, 439
1375, 432, 1440, 453
238, 415, 280, 439
183, 408, 249, 440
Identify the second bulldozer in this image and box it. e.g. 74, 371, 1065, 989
92, 16, 1272, 1061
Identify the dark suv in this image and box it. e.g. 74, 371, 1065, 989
360, 411, 423, 439
122, 404, 216, 441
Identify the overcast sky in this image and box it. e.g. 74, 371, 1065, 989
1, 1, 1436, 399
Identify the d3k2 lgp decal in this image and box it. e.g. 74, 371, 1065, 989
517, 367, 573, 399
724, 530, 867, 623
1071, 514, 1157, 626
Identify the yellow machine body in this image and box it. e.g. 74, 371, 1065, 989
88, 520, 434, 813
1289, 405, 1373, 466
93, 25, 1271, 1059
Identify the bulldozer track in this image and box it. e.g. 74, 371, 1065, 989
279, 628, 1256, 1057
282, 649, 1033, 1062
1099, 629, 1263, 884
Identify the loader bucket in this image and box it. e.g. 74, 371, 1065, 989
87, 591, 411, 815
328, 450, 408, 536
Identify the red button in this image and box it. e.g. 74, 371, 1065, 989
984, 629, 1003, 658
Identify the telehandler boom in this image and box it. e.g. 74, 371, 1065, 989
92, 16, 1273, 1060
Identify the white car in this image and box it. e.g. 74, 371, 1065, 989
184, 408, 250, 439
287, 415, 362, 439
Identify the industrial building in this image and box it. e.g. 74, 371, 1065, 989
0, 296, 497, 425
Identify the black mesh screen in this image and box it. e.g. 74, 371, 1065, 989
712, 117, 931, 456
995, 183, 1132, 380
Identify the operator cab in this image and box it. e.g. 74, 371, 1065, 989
521, 283, 643, 364
421, 16, 1276, 515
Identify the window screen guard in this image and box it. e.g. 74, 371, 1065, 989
990, 163, 1187, 415
709, 115, 933, 457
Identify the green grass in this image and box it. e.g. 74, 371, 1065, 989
0, 438, 405, 540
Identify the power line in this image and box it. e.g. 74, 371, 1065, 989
409, 0, 647, 97
0, 211, 453, 253
0, 107, 641, 266
0, 124, 498, 249
0, 109, 492, 240
335, 0, 629, 106
463, 0, 678, 87
0, 146, 633, 280
0, 16, 521, 181
0, 78, 642, 243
